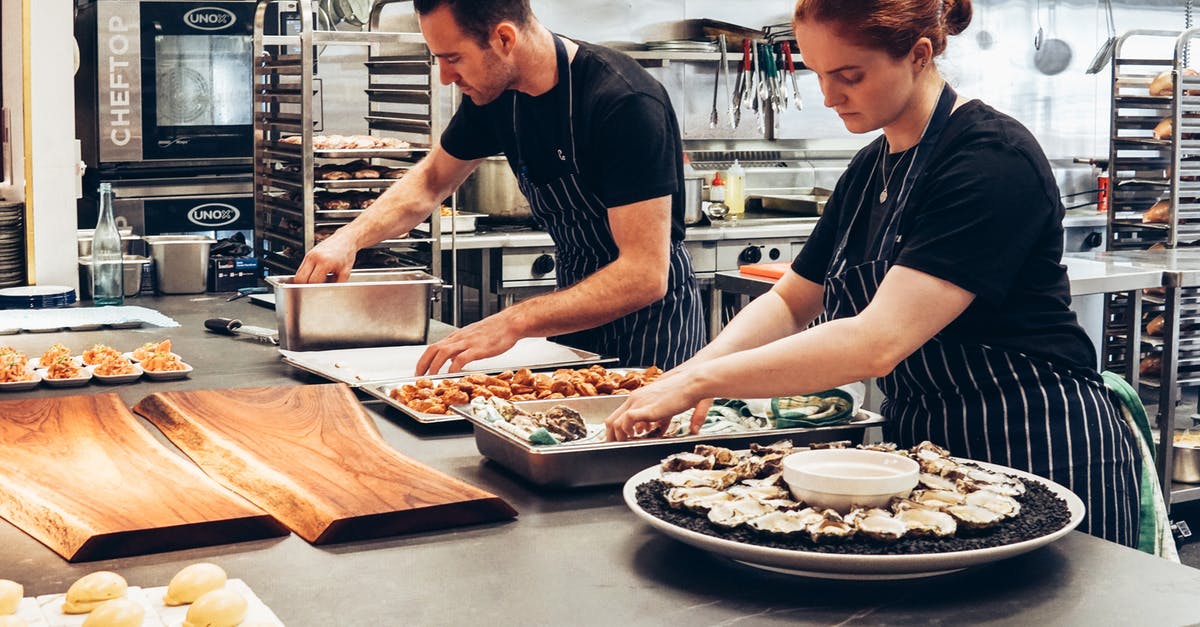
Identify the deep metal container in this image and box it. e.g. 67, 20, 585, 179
458, 156, 532, 220
1174, 444, 1200, 484
77, 255, 150, 298
143, 235, 216, 294
266, 270, 442, 351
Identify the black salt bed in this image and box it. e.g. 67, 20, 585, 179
635, 479, 1073, 555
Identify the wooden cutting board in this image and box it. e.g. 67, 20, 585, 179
0, 393, 285, 562
739, 262, 790, 279
134, 384, 517, 543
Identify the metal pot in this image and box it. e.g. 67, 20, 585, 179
684, 177, 704, 225
459, 156, 532, 220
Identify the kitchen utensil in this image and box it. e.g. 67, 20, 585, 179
783, 41, 803, 111
684, 176, 704, 225
1033, 0, 1072, 76
458, 156, 532, 220
0, 393, 283, 561
1086, 0, 1117, 74
721, 35, 733, 125
1175, 442, 1200, 483
709, 43, 721, 128
732, 38, 752, 128
134, 384, 518, 543
204, 317, 280, 345
266, 269, 441, 351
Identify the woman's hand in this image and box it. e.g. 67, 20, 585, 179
604, 371, 712, 441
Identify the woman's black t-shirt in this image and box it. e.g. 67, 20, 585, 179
440, 39, 686, 242
792, 100, 1096, 370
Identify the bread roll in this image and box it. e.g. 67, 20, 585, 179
1147, 314, 1165, 336
353, 167, 381, 179
62, 571, 127, 614
182, 589, 247, 627
1140, 354, 1163, 377
1150, 68, 1200, 96
322, 169, 352, 181
1143, 199, 1171, 224
81, 599, 144, 627
164, 563, 227, 606
0, 580, 20, 615
1154, 117, 1173, 140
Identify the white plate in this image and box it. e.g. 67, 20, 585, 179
124, 350, 180, 364
142, 361, 193, 381
91, 363, 143, 384
0, 285, 74, 297
35, 367, 92, 388
0, 370, 41, 391
622, 458, 1085, 580
30, 356, 82, 369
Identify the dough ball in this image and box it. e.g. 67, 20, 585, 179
0, 615, 27, 627
0, 579, 21, 615
182, 589, 247, 627
164, 563, 227, 606
62, 571, 127, 614
81, 598, 144, 627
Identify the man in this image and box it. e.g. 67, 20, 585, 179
294, 0, 704, 375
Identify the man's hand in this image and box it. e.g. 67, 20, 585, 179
294, 235, 358, 284
415, 316, 522, 375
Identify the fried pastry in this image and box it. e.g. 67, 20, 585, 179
164, 563, 228, 606
81, 598, 144, 627
0, 579, 20, 615
62, 571, 127, 614
183, 589, 247, 627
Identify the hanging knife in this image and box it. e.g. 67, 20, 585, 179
783, 41, 803, 111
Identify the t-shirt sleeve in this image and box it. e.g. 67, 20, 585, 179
791, 200, 841, 284
440, 98, 503, 161
893, 143, 1055, 303
592, 94, 678, 207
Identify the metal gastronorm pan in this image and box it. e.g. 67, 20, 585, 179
451, 396, 886, 488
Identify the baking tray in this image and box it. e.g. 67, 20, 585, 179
413, 212, 485, 233
361, 366, 648, 424
451, 396, 886, 488
280, 337, 609, 386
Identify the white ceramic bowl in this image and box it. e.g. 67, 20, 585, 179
782, 448, 920, 513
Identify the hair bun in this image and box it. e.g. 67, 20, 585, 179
943, 0, 974, 37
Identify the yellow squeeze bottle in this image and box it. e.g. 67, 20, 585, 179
726, 159, 745, 219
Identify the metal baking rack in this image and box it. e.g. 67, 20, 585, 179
251, 0, 454, 304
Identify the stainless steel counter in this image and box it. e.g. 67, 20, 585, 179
441, 215, 819, 250
3, 295, 1200, 626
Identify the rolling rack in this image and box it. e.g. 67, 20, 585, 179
1105, 29, 1200, 504
251, 0, 458, 321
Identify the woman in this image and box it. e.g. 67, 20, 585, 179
605, 0, 1141, 546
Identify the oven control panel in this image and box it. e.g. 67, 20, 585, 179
497, 246, 557, 287
715, 238, 797, 271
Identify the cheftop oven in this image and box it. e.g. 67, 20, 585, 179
81, 175, 255, 246
76, 0, 257, 171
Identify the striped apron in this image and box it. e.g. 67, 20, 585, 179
822, 84, 1141, 546
508, 36, 705, 369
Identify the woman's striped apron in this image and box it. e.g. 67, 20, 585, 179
822, 83, 1140, 546
509, 35, 705, 369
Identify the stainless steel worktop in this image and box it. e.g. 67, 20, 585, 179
441, 216, 819, 250
2, 295, 1200, 625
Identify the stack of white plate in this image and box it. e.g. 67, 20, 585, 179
0, 285, 77, 309
0, 202, 23, 287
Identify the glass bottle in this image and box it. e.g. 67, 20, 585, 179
92, 183, 124, 306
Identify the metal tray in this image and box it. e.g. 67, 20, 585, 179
280, 337, 608, 386
452, 396, 886, 488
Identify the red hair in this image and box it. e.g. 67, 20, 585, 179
793, 0, 973, 58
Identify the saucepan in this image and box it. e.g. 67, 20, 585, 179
459, 156, 532, 221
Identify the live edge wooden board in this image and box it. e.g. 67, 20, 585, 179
134, 384, 517, 543
0, 393, 285, 562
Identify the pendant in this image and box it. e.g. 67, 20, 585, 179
879, 190, 888, 203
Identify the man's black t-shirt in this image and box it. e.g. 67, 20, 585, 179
793, 100, 1096, 370
441, 39, 686, 242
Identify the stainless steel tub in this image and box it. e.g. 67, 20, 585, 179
452, 396, 885, 488
267, 270, 442, 351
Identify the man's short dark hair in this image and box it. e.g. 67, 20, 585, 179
414, 0, 533, 47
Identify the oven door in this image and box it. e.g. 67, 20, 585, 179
137, 1, 255, 163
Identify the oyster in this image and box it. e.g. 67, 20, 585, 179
945, 504, 1006, 529
965, 490, 1021, 518
741, 472, 785, 488
911, 489, 965, 509
726, 484, 790, 502
660, 468, 740, 490
660, 452, 715, 473
707, 498, 776, 528
750, 439, 797, 455
665, 487, 733, 512
977, 480, 1026, 498
729, 455, 767, 480
540, 405, 587, 442
746, 510, 811, 535
859, 442, 899, 453
896, 507, 957, 537
809, 440, 852, 450
918, 472, 959, 492
693, 444, 739, 467
850, 508, 907, 542
808, 509, 857, 542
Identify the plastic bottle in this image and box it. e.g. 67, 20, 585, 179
91, 183, 124, 306
725, 159, 746, 219
705, 172, 729, 223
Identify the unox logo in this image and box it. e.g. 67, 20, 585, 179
188, 203, 240, 227
183, 7, 236, 31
